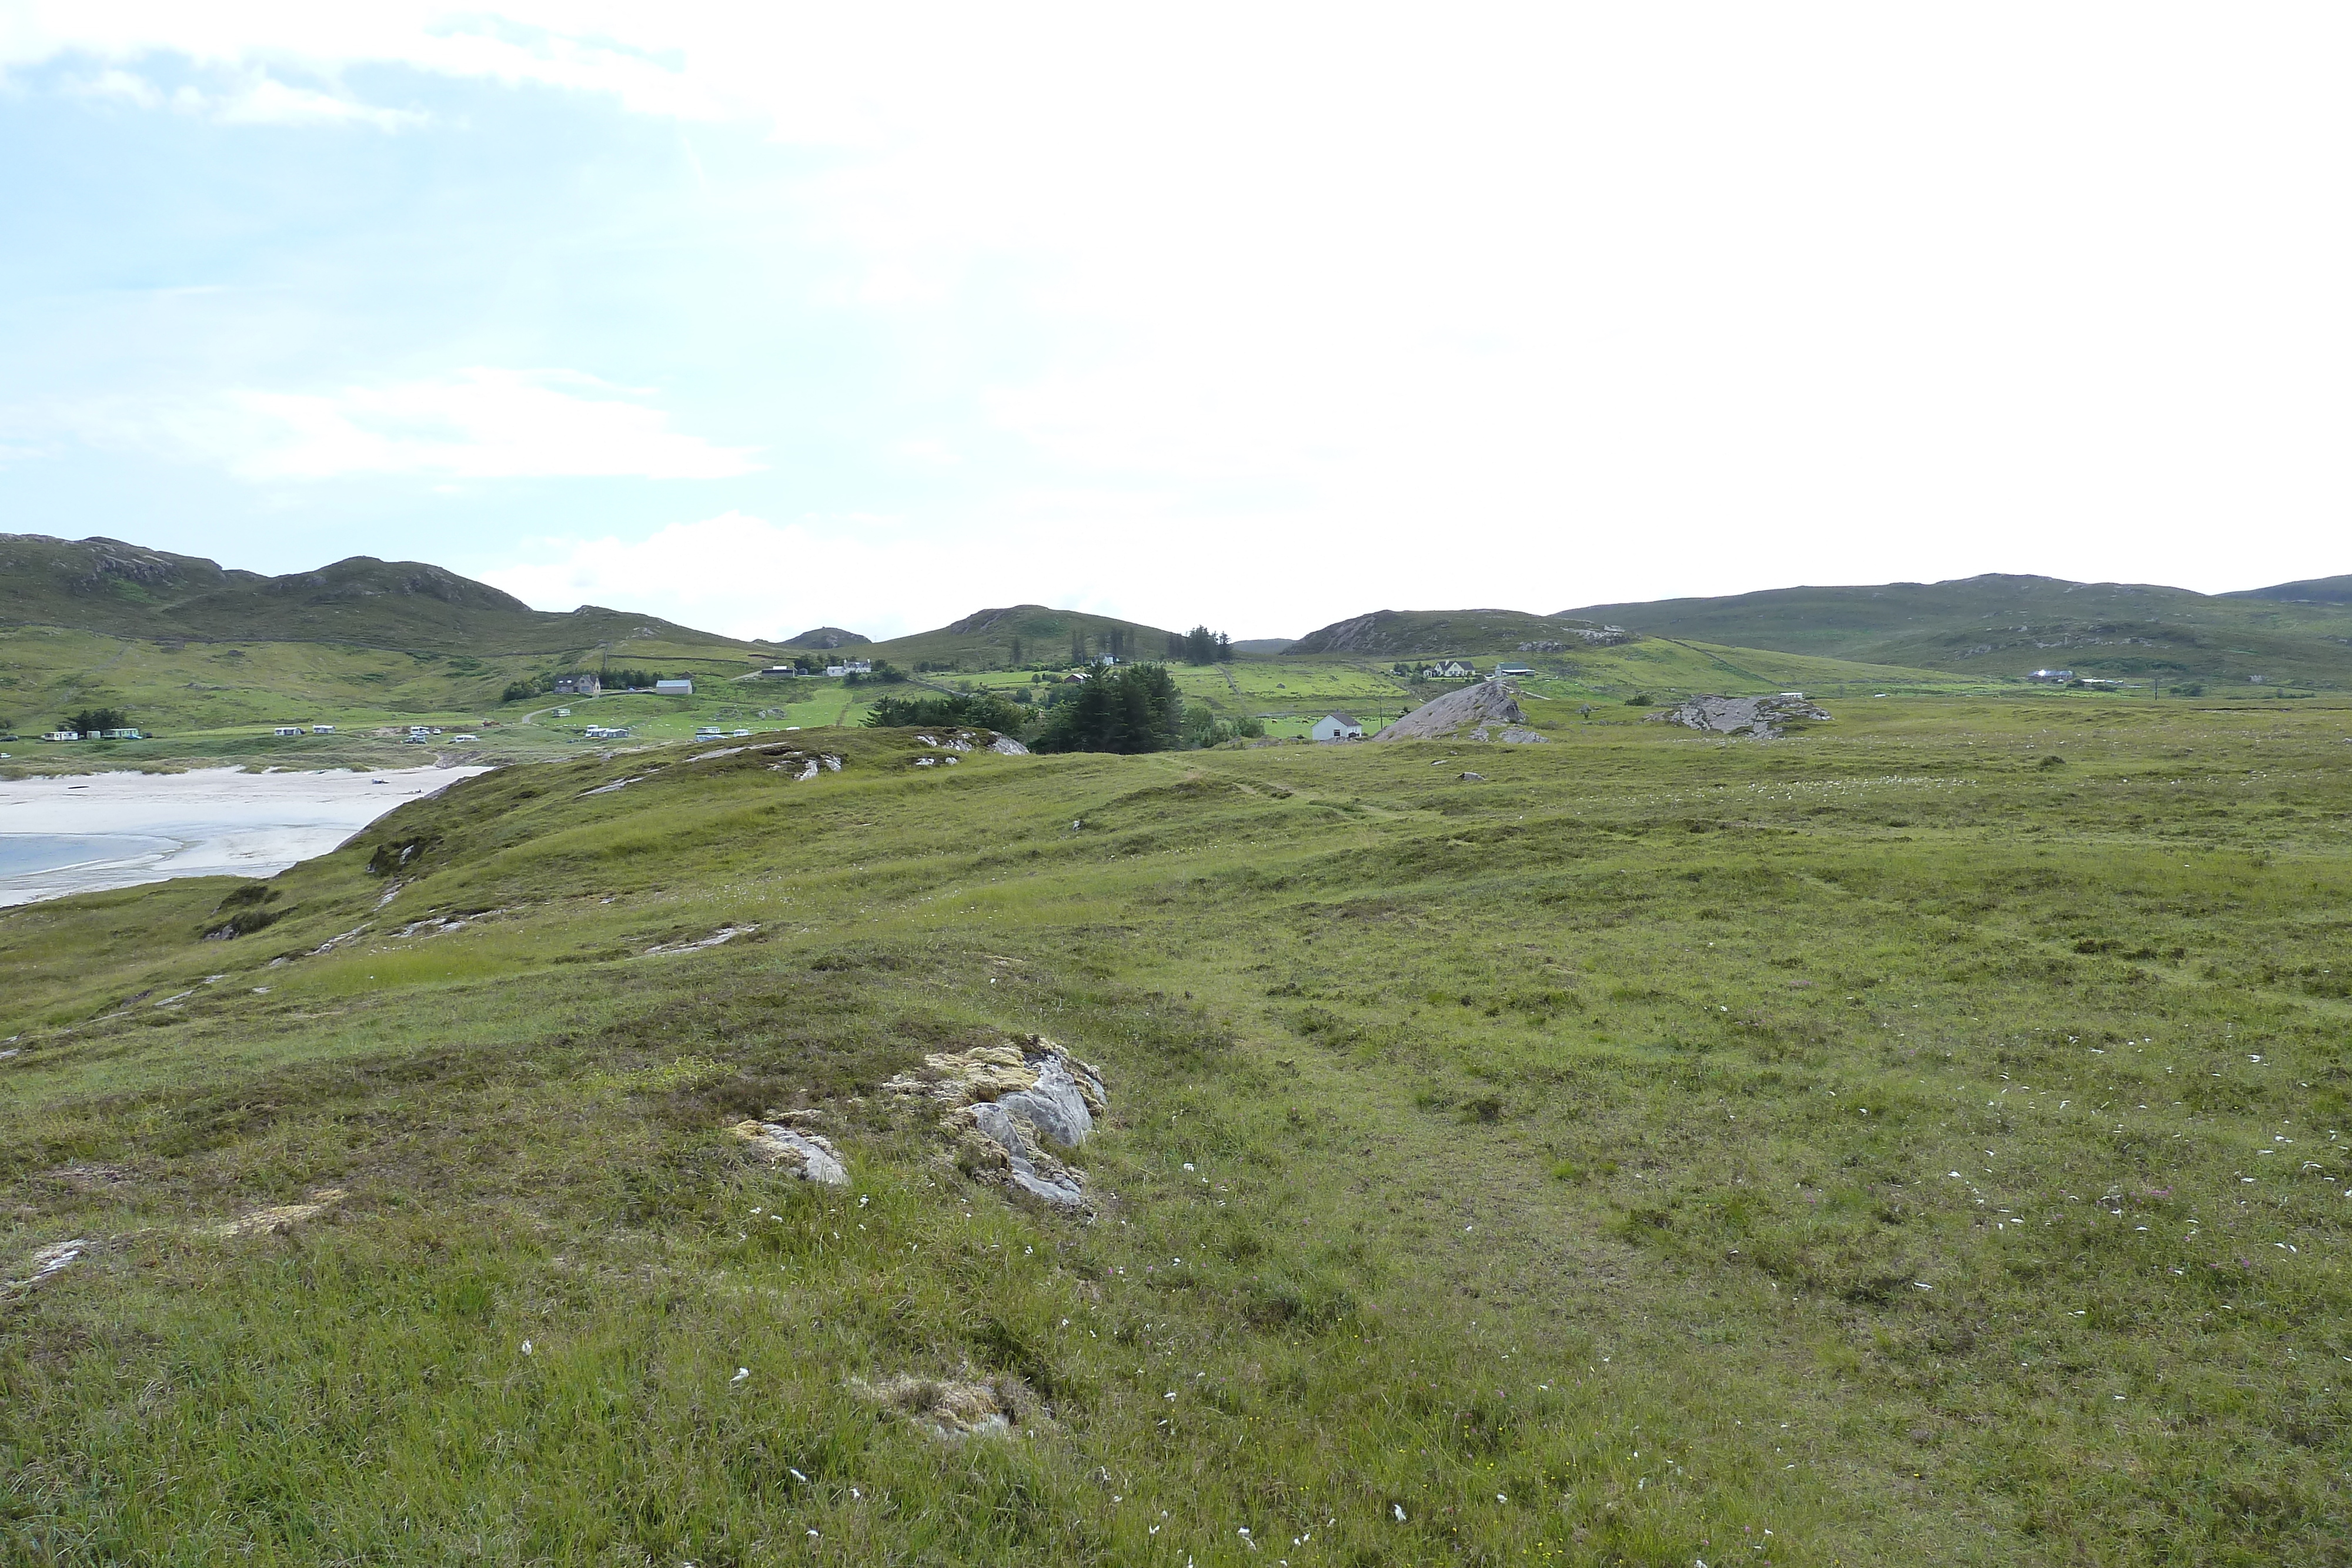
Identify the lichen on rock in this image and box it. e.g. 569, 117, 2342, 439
884, 1037, 1108, 1209
729, 1120, 851, 1185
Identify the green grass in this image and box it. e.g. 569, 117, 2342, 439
2, 699, 2349, 1563
1562, 574, 2352, 688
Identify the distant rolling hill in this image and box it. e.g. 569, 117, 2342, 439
781, 626, 870, 649
864, 604, 1191, 668
0, 534, 769, 657
0, 534, 788, 743
1288, 608, 1633, 658
1558, 573, 2352, 687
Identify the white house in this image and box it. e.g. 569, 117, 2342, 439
1426, 658, 1475, 679
1311, 713, 1365, 742
655, 678, 694, 696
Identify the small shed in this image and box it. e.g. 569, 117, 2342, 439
1311, 713, 1365, 742
654, 678, 694, 696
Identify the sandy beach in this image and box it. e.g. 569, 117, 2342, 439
0, 765, 492, 907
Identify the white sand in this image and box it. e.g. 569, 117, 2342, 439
0, 765, 492, 907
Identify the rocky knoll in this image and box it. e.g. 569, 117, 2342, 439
1372, 678, 1549, 743
1651, 693, 1831, 738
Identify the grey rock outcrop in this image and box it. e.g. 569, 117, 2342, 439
1372, 679, 1549, 743
1650, 694, 1831, 738
884, 1038, 1107, 1209
730, 1120, 851, 1185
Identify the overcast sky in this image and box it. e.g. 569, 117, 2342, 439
4, 5, 2347, 641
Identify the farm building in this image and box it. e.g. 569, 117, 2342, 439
1311, 713, 1365, 742
1495, 664, 1531, 678
654, 678, 694, 696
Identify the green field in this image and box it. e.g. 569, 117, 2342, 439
2, 693, 2347, 1563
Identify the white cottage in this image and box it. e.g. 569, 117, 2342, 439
1311, 713, 1365, 742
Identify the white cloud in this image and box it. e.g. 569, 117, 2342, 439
58, 59, 430, 128
481, 500, 1439, 644
12, 6, 2352, 600
212, 71, 428, 129
157, 369, 760, 481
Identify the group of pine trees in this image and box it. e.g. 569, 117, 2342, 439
1003, 623, 1231, 669
1030, 663, 1185, 753
1172, 625, 1233, 664
861, 690, 1027, 732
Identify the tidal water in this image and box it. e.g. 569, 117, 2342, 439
0, 833, 180, 879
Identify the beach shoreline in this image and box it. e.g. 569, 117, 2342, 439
0, 764, 492, 907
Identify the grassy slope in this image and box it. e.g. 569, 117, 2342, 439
0, 536, 766, 657
864, 606, 1192, 669
1561, 575, 2352, 688
2, 698, 2348, 1563
947, 640, 1997, 738
1287, 609, 1626, 657
0, 627, 841, 774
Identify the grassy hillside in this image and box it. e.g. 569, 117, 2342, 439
0, 624, 847, 774
1289, 608, 1631, 657
0, 535, 769, 657
2, 696, 2347, 1562
866, 606, 1196, 670
1562, 574, 2352, 689
941, 637, 2003, 740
